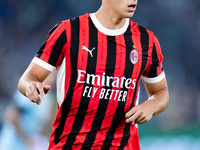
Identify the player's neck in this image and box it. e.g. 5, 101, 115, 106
95, 7, 127, 30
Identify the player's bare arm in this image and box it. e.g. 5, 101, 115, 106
18, 62, 51, 105
125, 77, 169, 124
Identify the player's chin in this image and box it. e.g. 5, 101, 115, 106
124, 12, 135, 18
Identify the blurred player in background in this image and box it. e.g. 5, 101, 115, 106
18, 0, 169, 149
0, 72, 56, 150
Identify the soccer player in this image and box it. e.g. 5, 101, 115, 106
18, 0, 169, 149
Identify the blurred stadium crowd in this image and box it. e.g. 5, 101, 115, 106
0, 0, 200, 149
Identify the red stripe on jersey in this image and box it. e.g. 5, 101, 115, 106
64, 20, 72, 109
111, 119, 127, 148
123, 92, 140, 150
93, 34, 126, 148
58, 15, 90, 148
124, 125, 140, 150
142, 30, 153, 76
154, 35, 163, 76
122, 24, 146, 150
69, 15, 93, 149
108, 34, 127, 148
72, 29, 108, 149
48, 20, 72, 149
40, 23, 65, 63
141, 29, 163, 78
124, 23, 143, 112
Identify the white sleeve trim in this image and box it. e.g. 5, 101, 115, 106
142, 71, 165, 83
32, 57, 55, 72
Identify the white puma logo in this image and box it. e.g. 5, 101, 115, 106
82, 46, 95, 57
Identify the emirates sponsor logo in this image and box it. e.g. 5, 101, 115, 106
77, 70, 137, 102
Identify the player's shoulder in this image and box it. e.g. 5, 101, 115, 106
69, 13, 90, 23
47, 20, 67, 35
129, 20, 155, 38
53, 14, 89, 28
49, 14, 89, 34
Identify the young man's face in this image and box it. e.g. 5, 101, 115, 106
105, 0, 138, 18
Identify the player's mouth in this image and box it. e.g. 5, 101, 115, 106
128, 4, 137, 12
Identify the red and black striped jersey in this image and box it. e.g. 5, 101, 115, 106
32, 13, 165, 150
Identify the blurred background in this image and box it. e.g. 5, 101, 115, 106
0, 0, 200, 149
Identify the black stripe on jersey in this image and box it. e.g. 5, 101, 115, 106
36, 21, 62, 58
101, 25, 134, 150
54, 17, 80, 145
81, 36, 117, 149
63, 17, 98, 149
37, 42, 46, 58
48, 21, 63, 35
118, 123, 131, 150
123, 25, 135, 79
119, 25, 149, 149
148, 43, 159, 77
138, 25, 149, 81
48, 30, 67, 66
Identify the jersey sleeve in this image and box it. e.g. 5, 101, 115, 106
142, 34, 165, 83
32, 21, 67, 71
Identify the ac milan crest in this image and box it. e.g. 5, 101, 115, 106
130, 47, 139, 65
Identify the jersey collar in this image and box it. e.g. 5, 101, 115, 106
90, 13, 129, 36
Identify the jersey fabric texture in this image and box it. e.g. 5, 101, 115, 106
32, 13, 165, 150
